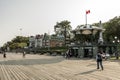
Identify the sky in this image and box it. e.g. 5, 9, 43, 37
0, 0, 120, 46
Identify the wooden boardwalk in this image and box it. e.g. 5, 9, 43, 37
0, 53, 120, 80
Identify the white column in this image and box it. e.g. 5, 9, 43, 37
98, 21, 104, 44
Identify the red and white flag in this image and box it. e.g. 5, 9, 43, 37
86, 10, 90, 14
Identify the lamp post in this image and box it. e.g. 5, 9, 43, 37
113, 36, 120, 44
113, 36, 120, 59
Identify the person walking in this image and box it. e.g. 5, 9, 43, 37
23, 51, 26, 58
96, 51, 104, 70
3, 52, 6, 58
2, 48, 6, 58
65, 50, 70, 59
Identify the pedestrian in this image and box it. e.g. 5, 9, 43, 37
96, 51, 104, 70
65, 50, 69, 59
23, 51, 26, 58
115, 51, 119, 60
2, 48, 6, 58
65, 49, 70, 59
3, 52, 6, 58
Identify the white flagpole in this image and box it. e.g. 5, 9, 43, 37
85, 13, 87, 26
85, 10, 90, 26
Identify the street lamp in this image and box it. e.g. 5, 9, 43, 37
112, 36, 120, 59
113, 36, 120, 43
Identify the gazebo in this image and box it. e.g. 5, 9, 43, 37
70, 21, 106, 58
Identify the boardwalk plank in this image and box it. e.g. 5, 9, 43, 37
1, 65, 11, 80
0, 53, 120, 80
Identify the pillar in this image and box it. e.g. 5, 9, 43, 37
98, 21, 104, 44
93, 46, 98, 58
80, 47, 84, 58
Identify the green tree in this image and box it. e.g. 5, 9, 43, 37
54, 20, 72, 45
54, 20, 72, 36
103, 16, 120, 43
3, 36, 29, 50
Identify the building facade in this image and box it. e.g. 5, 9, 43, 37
29, 34, 64, 48
29, 35, 43, 48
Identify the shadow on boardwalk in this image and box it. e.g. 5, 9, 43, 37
80, 69, 97, 74
75, 69, 97, 75
0, 57, 64, 65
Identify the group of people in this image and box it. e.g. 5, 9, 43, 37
1, 51, 26, 58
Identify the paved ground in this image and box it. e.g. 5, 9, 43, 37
0, 52, 120, 80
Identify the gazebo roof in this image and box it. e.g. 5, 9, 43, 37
72, 25, 105, 35
75, 25, 102, 30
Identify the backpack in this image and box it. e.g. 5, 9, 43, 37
97, 54, 102, 60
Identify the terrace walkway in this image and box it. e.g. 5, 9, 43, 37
0, 53, 120, 80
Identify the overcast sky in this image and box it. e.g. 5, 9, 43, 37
0, 0, 120, 46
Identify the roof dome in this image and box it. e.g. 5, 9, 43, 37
72, 24, 105, 35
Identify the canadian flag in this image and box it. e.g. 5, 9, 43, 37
86, 10, 90, 14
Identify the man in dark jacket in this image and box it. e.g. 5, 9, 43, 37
96, 52, 104, 70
